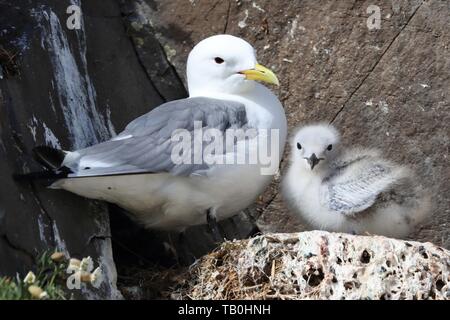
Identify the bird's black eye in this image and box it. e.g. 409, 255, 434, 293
214, 57, 225, 64
297, 143, 302, 150
327, 144, 333, 151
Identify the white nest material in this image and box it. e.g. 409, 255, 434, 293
176, 231, 449, 300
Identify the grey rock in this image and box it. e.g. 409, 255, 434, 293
0, 0, 158, 299
0, 0, 171, 298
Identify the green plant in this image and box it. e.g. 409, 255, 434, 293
0, 251, 67, 300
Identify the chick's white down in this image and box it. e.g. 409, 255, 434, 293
282, 124, 430, 238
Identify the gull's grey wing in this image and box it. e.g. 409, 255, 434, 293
320, 152, 405, 216
63, 97, 249, 177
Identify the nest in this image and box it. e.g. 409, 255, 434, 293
172, 231, 450, 300
118, 264, 189, 300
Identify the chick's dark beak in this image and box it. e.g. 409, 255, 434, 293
305, 153, 321, 170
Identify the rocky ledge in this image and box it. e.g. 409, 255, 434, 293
174, 231, 449, 300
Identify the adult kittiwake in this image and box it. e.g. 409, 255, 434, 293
19, 35, 287, 238
282, 124, 430, 238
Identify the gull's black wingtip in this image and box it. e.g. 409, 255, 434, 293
32, 146, 66, 170
12, 146, 72, 183
12, 170, 68, 182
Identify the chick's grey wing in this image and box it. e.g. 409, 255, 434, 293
65, 97, 248, 177
320, 162, 398, 216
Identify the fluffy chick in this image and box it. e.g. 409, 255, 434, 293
282, 123, 431, 238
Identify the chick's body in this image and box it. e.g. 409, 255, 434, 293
282, 124, 431, 238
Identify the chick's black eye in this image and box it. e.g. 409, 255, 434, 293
214, 57, 224, 64
327, 144, 333, 151
297, 143, 302, 150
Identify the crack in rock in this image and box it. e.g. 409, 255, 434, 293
330, 1, 425, 124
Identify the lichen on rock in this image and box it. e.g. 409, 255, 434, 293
175, 231, 449, 300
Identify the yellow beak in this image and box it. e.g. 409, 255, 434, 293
239, 63, 280, 86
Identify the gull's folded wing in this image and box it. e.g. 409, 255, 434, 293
62, 97, 249, 177
320, 151, 407, 216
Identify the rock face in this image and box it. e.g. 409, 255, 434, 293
0, 0, 256, 299
0, 0, 184, 298
176, 231, 450, 300
143, 0, 450, 247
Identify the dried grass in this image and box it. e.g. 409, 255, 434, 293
0, 46, 19, 78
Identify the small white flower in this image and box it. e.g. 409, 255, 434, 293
80, 256, 94, 273
39, 291, 48, 299
79, 271, 92, 283
23, 271, 36, 284
90, 267, 103, 288
67, 258, 81, 273
28, 285, 43, 299
50, 251, 65, 262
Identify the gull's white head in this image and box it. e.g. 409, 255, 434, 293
291, 124, 340, 171
186, 34, 279, 97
